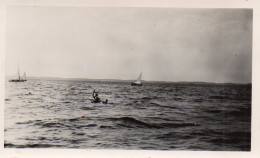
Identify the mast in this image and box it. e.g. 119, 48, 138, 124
17, 63, 20, 80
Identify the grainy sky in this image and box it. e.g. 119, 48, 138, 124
5, 7, 252, 83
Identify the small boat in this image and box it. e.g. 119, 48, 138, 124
131, 72, 142, 86
9, 66, 27, 82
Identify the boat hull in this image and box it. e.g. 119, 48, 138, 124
9, 79, 27, 82
131, 82, 142, 86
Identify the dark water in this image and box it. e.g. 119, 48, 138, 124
4, 79, 251, 150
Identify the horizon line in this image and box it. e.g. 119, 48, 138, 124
5, 75, 252, 85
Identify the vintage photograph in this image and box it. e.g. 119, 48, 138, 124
4, 7, 252, 151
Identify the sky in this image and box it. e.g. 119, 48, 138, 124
5, 7, 252, 83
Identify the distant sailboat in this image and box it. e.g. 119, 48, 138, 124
9, 65, 27, 82
131, 72, 142, 86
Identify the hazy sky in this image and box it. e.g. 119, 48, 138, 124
5, 7, 252, 83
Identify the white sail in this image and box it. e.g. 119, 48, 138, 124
134, 72, 142, 84
17, 67, 21, 80
23, 72, 26, 80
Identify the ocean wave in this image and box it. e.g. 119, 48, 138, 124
141, 96, 154, 100
42, 122, 64, 128
208, 131, 251, 151
16, 120, 43, 125
16, 119, 76, 129
72, 132, 85, 136
80, 107, 95, 110
209, 95, 228, 100
149, 102, 177, 109
100, 125, 115, 129
204, 109, 223, 114
68, 118, 78, 122
226, 108, 251, 117
62, 101, 71, 104
107, 117, 199, 129
159, 122, 199, 128
108, 117, 161, 129
174, 97, 185, 101
209, 95, 251, 102
193, 98, 205, 102
85, 124, 98, 127
4, 143, 63, 148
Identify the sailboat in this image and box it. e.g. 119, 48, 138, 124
131, 72, 142, 86
9, 66, 27, 82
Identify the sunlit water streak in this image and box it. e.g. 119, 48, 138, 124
5, 79, 251, 150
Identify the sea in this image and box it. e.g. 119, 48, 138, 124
4, 79, 251, 151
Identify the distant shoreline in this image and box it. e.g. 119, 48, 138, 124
5, 76, 251, 85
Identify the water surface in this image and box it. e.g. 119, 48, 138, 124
5, 79, 251, 150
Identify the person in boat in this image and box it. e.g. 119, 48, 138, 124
92, 90, 101, 103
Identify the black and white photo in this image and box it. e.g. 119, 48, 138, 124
4, 6, 252, 152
